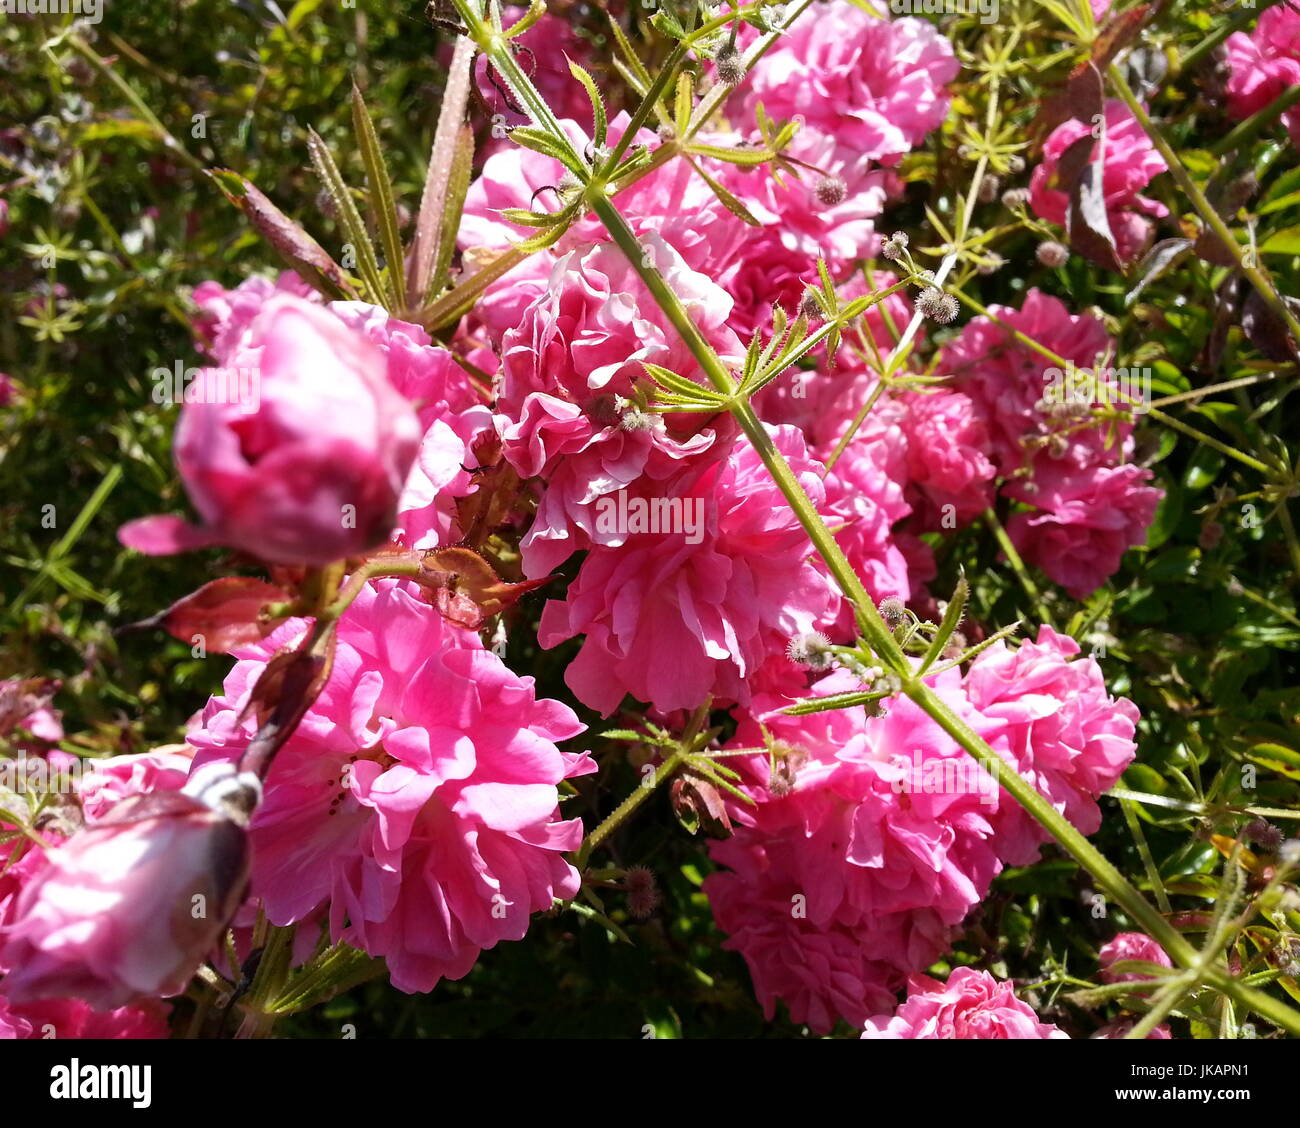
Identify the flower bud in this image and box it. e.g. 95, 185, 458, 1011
1036, 240, 1070, 268
0, 763, 258, 1011
120, 297, 422, 566
916, 287, 959, 325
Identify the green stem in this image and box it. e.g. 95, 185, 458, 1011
983, 507, 1055, 627
1210, 83, 1300, 159
578, 748, 689, 867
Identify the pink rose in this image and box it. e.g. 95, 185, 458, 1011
1029, 100, 1168, 265
1099, 932, 1173, 983
1005, 462, 1162, 600
120, 297, 422, 566
862, 967, 1069, 1039
0, 762, 256, 1011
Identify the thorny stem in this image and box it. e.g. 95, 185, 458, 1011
454, 0, 1300, 1034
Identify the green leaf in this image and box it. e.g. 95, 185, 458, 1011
351, 83, 406, 310
1259, 226, 1300, 255
508, 127, 589, 178
432, 124, 474, 296
306, 128, 387, 307
683, 156, 761, 226
674, 72, 693, 136
650, 8, 687, 40
567, 59, 607, 149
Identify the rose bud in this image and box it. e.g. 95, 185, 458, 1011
119, 296, 421, 566
0, 762, 259, 1012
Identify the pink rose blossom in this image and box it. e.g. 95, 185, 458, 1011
186, 579, 592, 994
120, 296, 422, 566
539, 425, 838, 715
898, 387, 997, 529
942, 289, 1118, 476
192, 271, 320, 362
500, 236, 742, 575
963, 625, 1139, 865
735, 10, 958, 174
861, 967, 1068, 1039
704, 665, 1006, 1031
1005, 462, 1162, 600
1029, 100, 1168, 264
0, 993, 170, 1039
0, 677, 63, 746
1099, 932, 1173, 983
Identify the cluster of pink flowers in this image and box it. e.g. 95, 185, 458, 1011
0, 2, 1172, 1039
703, 627, 1138, 1032
939, 291, 1162, 599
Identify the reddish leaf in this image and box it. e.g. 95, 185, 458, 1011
418, 546, 554, 630
670, 773, 732, 838
1057, 133, 1123, 271
1084, 4, 1156, 72
207, 170, 356, 301
238, 624, 337, 778
124, 577, 293, 654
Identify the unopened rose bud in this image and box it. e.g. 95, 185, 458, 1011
916, 287, 959, 325
1036, 240, 1070, 268
0, 762, 258, 1011
119, 297, 421, 566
